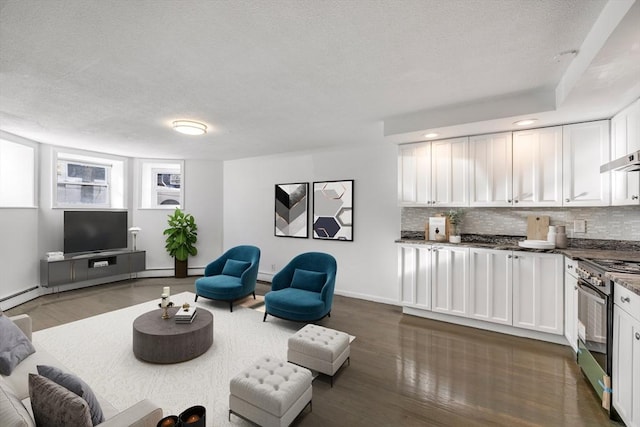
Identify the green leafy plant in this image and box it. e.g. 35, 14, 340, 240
445, 209, 465, 235
163, 208, 198, 261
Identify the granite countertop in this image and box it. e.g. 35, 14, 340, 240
606, 272, 640, 296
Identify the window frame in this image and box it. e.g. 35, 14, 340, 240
53, 149, 126, 209
0, 136, 38, 208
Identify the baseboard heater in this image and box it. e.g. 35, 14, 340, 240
0, 286, 39, 303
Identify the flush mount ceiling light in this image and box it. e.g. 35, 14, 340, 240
553, 49, 578, 62
513, 119, 538, 126
424, 132, 439, 139
172, 120, 207, 135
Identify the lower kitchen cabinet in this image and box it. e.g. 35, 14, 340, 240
613, 283, 640, 427
431, 246, 469, 317
398, 244, 432, 310
398, 244, 564, 338
468, 248, 512, 325
512, 251, 564, 335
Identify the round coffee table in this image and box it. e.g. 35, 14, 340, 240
132, 307, 213, 364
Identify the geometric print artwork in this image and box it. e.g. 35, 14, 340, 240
275, 183, 309, 238
313, 180, 353, 241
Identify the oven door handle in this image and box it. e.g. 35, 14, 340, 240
577, 282, 606, 305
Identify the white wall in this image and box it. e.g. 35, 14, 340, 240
223, 142, 401, 305
0, 136, 224, 309
134, 159, 224, 275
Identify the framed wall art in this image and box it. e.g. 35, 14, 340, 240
313, 179, 353, 241
274, 182, 308, 238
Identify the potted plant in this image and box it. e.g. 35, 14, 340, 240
164, 208, 198, 278
445, 209, 465, 243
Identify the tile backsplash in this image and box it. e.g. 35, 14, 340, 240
401, 206, 640, 241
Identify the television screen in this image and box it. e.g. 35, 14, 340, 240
64, 211, 128, 254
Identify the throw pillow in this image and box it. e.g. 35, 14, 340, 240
0, 315, 35, 376
290, 269, 327, 293
0, 378, 35, 427
28, 374, 92, 427
222, 259, 251, 277
37, 365, 104, 426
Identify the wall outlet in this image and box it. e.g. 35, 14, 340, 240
574, 219, 586, 233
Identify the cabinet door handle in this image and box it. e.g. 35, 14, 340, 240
565, 198, 570, 203
568, 265, 573, 269
513, 255, 519, 259
632, 195, 639, 200
574, 286, 578, 290
636, 332, 640, 340
621, 296, 631, 303
508, 255, 513, 258
514, 200, 519, 204
507, 199, 512, 203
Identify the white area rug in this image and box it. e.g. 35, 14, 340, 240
32, 292, 303, 426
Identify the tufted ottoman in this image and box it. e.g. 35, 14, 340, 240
229, 356, 312, 427
287, 324, 350, 387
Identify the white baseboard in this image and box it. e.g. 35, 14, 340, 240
402, 306, 569, 346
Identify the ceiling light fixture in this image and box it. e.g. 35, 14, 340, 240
172, 120, 207, 135
424, 133, 439, 139
513, 119, 538, 126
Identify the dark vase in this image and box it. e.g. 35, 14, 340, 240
175, 258, 188, 278
178, 405, 206, 427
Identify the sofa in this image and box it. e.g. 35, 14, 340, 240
1, 314, 163, 427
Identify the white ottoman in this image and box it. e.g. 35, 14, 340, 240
229, 356, 312, 427
287, 324, 350, 387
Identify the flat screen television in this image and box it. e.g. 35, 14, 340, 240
64, 211, 128, 254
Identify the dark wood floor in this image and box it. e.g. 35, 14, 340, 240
6, 277, 617, 426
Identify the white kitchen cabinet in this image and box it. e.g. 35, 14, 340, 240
613, 283, 640, 427
564, 257, 579, 352
397, 137, 468, 206
562, 120, 611, 206
431, 245, 469, 317
512, 126, 563, 206
611, 98, 640, 206
468, 248, 512, 325
512, 251, 564, 335
469, 132, 513, 206
398, 244, 432, 309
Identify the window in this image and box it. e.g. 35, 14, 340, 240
0, 139, 36, 207
55, 151, 125, 208
139, 160, 183, 209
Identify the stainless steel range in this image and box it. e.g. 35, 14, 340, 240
576, 257, 640, 415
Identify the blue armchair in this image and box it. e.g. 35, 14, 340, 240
195, 245, 261, 312
263, 252, 337, 322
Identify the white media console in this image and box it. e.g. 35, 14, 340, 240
40, 250, 146, 287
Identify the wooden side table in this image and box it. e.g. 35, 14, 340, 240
132, 307, 213, 363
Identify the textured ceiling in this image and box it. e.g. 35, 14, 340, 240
1, 0, 638, 160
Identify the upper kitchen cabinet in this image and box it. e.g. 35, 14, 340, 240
611, 98, 640, 205
512, 126, 563, 206
562, 120, 611, 206
469, 132, 513, 206
397, 137, 469, 207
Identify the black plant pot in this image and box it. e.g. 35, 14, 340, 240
178, 405, 206, 427
175, 258, 188, 278
156, 415, 179, 427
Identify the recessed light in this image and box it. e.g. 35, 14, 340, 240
424, 133, 439, 139
513, 119, 538, 126
172, 120, 207, 135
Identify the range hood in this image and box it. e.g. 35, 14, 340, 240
600, 150, 640, 173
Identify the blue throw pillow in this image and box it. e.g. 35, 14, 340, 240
222, 259, 251, 277
290, 269, 326, 293
37, 365, 104, 426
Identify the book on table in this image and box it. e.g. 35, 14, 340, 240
175, 306, 197, 323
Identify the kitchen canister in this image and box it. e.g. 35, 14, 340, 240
547, 225, 556, 243
556, 225, 567, 248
